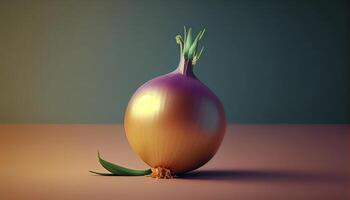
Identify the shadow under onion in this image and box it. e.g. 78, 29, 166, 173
178, 169, 348, 184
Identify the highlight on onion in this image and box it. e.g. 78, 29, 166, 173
90, 27, 226, 179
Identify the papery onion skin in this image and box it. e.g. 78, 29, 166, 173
124, 57, 226, 174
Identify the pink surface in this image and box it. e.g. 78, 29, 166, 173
0, 124, 349, 199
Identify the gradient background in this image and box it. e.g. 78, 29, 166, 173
0, 0, 349, 124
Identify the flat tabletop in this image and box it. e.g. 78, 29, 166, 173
0, 124, 349, 200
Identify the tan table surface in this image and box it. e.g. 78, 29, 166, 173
0, 124, 349, 200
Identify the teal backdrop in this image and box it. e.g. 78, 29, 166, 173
0, 0, 349, 123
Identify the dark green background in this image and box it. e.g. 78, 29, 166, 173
0, 0, 349, 123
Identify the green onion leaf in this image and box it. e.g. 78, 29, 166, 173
89, 152, 152, 176
175, 27, 206, 65
184, 28, 193, 59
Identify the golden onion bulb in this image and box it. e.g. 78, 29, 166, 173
125, 31, 226, 174
90, 27, 226, 178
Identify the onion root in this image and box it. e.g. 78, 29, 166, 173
148, 167, 174, 179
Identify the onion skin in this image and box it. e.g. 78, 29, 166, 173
124, 57, 226, 174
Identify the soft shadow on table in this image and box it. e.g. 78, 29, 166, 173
179, 169, 348, 184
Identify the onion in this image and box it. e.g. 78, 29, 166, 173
91, 27, 226, 178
